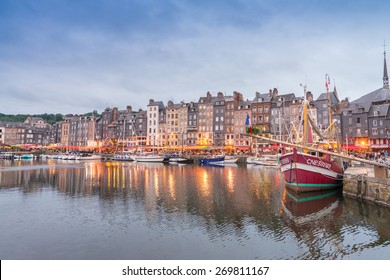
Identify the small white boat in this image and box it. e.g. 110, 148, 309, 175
169, 157, 194, 164
112, 154, 135, 161
76, 154, 102, 160
247, 156, 262, 164
67, 155, 77, 160
134, 155, 165, 162
253, 155, 279, 167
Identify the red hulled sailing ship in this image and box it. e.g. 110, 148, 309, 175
279, 77, 345, 192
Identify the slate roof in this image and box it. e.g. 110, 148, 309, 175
345, 102, 371, 114
271, 93, 296, 104
351, 87, 390, 105
316, 91, 340, 106
148, 100, 165, 109
368, 103, 390, 117
252, 93, 271, 103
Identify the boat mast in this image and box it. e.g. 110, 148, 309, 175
244, 133, 387, 168
325, 74, 333, 143
301, 83, 309, 147
123, 117, 126, 153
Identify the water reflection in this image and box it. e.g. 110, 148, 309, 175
1, 160, 390, 259
282, 189, 342, 225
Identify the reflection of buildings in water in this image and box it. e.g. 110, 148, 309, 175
167, 172, 176, 200
198, 168, 211, 198
225, 168, 235, 193
0, 162, 51, 192
246, 167, 283, 205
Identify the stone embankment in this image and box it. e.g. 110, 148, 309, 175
343, 165, 390, 207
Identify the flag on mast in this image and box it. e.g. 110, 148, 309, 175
325, 74, 331, 90
245, 113, 252, 133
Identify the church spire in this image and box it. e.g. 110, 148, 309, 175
383, 41, 389, 89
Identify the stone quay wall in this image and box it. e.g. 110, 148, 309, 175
343, 166, 390, 207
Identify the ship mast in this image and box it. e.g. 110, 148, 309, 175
325, 74, 344, 169
301, 83, 309, 147
326, 75, 340, 150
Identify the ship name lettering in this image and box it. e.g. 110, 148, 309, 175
280, 158, 289, 165
306, 158, 331, 169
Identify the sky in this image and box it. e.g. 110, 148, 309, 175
1, 0, 390, 115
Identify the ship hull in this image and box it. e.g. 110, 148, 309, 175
279, 149, 343, 193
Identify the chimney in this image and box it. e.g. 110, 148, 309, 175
206, 91, 212, 101
113, 107, 118, 122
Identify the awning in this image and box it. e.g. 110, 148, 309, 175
370, 145, 389, 149
234, 146, 251, 150
342, 145, 368, 150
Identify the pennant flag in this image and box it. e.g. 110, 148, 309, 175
245, 113, 252, 133
325, 74, 330, 90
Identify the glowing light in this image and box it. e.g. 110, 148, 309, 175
226, 169, 235, 193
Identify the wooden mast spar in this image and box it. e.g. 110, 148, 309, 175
244, 133, 388, 168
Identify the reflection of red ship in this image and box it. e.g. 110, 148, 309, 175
282, 188, 341, 225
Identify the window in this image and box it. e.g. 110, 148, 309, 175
372, 128, 378, 135
373, 120, 377, 126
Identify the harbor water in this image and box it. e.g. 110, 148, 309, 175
0, 159, 390, 260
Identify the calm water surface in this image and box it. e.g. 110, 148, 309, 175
0, 159, 390, 260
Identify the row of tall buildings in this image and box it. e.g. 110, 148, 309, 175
1, 53, 390, 152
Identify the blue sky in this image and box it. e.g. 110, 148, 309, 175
1, 0, 390, 114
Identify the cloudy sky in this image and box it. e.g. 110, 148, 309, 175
1, 0, 390, 114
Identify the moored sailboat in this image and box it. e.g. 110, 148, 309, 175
246, 77, 345, 192
279, 78, 345, 192
280, 148, 344, 192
